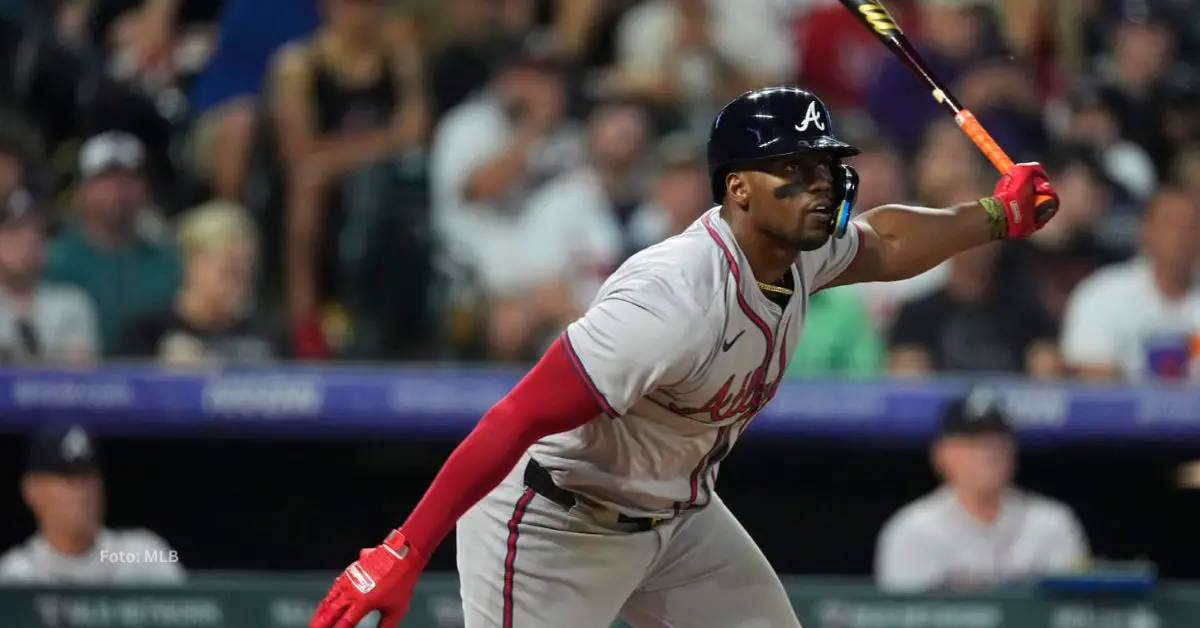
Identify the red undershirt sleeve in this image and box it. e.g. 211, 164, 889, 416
399, 338, 603, 561
399, 267, 704, 563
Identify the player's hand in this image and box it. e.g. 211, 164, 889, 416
310, 530, 423, 628
983, 162, 1059, 239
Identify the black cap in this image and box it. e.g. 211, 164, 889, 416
939, 388, 1014, 437
27, 424, 101, 475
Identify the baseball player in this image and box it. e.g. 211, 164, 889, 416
0, 424, 185, 584
310, 86, 1059, 628
875, 388, 1089, 592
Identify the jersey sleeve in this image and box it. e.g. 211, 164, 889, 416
563, 270, 707, 417
804, 221, 864, 293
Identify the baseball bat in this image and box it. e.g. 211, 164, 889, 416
836, 0, 1055, 214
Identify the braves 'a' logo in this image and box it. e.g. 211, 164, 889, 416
795, 100, 827, 132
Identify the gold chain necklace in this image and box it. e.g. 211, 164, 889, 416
756, 280, 794, 296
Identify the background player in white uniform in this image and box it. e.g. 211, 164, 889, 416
310, 87, 1061, 628
876, 388, 1089, 592
0, 424, 185, 584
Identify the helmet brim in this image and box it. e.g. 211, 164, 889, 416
791, 137, 861, 157
708, 140, 861, 202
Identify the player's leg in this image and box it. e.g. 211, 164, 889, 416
618, 494, 801, 628
456, 457, 657, 628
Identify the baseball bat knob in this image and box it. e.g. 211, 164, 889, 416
1035, 194, 1057, 223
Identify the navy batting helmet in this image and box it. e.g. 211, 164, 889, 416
707, 87, 861, 238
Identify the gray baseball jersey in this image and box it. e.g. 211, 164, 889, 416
0, 528, 185, 585
529, 206, 861, 517
453, 208, 863, 628
874, 487, 1090, 592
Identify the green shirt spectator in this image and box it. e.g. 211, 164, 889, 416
45, 225, 178, 356
43, 132, 180, 355
786, 286, 883, 378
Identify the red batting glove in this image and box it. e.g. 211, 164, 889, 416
293, 313, 332, 360
983, 162, 1060, 239
310, 530, 424, 628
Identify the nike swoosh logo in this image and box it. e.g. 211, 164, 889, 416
722, 330, 745, 352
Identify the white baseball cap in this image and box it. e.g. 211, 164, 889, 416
78, 131, 145, 179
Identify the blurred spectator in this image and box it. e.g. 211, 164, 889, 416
626, 133, 710, 254
995, 0, 1062, 93
266, 0, 429, 360
513, 100, 649, 343
101, 0, 224, 98
426, 0, 509, 120
1060, 84, 1157, 205
866, 0, 1041, 157
43, 131, 179, 356
430, 37, 584, 361
118, 200, 276, 365
1, 0, 1197, 378
425, 0, 605, 120
792, 0, 918, 111
0, 187, 98, 364
607, 0, 795, 134
0, 0, 59, 39
186, 0, 320, 201
541, 0, 607, 65
1015, 148, 1126, 320
786, 286, 884, 379
912, 120, 990, 209
1090, 0, 1193, 177
0, 110, 44, 198
889, 242, 1061, 378
0, 424, 184, 584
848, 139, 911, 215
1171, 143, 1200, 205
1, 7, 178, 192
875, 388, 1089, 592
858, 122, 980, 332
1060, 187, 1200, 381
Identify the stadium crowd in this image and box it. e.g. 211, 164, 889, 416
0, 0, 1197, 382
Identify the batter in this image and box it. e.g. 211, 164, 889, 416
310, 86, 1061, 628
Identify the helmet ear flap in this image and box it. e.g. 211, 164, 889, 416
831, 163, 859, 239
710, 167, 727, 204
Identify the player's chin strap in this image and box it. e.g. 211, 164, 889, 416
831, 163, 859, 239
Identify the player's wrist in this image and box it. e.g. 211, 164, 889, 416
384, 529, 427, 567
977, 197, 1007, 240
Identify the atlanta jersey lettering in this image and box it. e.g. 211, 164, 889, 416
529, 207, 862, 517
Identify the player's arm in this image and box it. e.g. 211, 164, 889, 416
401, 272, 702, 559
310, 270, 704, 627
826, 162, 1058, 288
